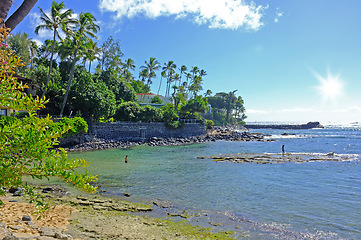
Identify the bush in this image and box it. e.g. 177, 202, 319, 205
165, 120, 185, 129
151, 95, 163, 104
0, 115, 18, 128
205, 119, 214, 129
139, 105, 163, 122
161, 103, 178, 122
114, 101, 140, 121
51, 117, 88, 137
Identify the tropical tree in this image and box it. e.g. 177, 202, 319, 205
162, 60, 176, 97
140, 57, 160, 89
157, 70, 166, 95
59, 12, 100, 117
122, 58, 135, 76
99, 36, 123, 71
81, 39, 100, 72
1, 0, 38, 31
35, 1, 74, 99
0, 26, 97, 209
7, 32, 31, 73
179, 65, 187, 87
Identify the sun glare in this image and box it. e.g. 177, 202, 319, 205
313, 69, 345, 103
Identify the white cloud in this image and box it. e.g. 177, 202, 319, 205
99, 0, 266, 31
274, 8, 283, 23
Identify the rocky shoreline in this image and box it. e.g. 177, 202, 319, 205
197, 152, 358, 164
0, 185, 236, 240
67, 126, 268, 152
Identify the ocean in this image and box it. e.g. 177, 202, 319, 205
69, 123, 361, 239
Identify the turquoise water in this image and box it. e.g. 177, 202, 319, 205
69, 125, 361, 239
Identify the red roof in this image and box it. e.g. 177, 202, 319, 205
136, 93, 157, 96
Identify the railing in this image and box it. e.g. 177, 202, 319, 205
179, 119, 201, 124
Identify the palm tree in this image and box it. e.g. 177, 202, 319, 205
122, 58, 135, 75
157, 70, 166, 95
139, 68, 149, 85
59, 12, 100, 117
179, 65, 187, 87
140, 57, 160, 90
81, 39, 100, 72
162, 61, 176, 97
29, 40, 37, 69
35, 1, 74, 99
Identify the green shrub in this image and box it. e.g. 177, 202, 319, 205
165, 120, 184, 129
139, 105, 163, 122
114, 102, 141, 121
51, 117, 88, 137
0, 115, 18, 128
205, 119, 214, 129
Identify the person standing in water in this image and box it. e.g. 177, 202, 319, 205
125, 155, 128, 163
282, 145, 285, 155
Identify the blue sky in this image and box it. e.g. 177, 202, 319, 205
9, 0, 361, 123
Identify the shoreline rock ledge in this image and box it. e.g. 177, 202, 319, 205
244, 121, 324, 130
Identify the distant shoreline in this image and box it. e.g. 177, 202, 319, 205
244, 121, 324, 130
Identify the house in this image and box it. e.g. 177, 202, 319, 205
136, 93, 173, 108
0, 74, 40, 116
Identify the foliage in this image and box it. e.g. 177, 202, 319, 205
207, 90, 247, 125
98, 36, 123, 71
0, 26, 97, 210
161, 103, 178, 122
97, 68, 136, 103
0, 115, 17, 128
204, 119, 214, 129
131, 80, 150, 94
165, 120, 184, 129
180, 96, 208, 118
114, 101, 141, 121
51, 117, 88, 137
151, 95, 163, 104
69, 66, 116, 120
7, 32, 31, 73
139, 105, 163, 122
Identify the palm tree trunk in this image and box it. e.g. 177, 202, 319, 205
60, 46, 79, 117
41, 30, 56, 99
4, 0, 38, 31
157, 75, 163, 95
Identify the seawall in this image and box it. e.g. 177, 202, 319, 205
91, 122, 207, 140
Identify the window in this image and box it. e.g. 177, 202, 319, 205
0, 109, 6, 116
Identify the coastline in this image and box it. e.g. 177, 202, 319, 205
1, 185, 237, 240
66, 126, 267, 152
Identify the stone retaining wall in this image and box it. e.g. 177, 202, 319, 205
91, 122, 207, 140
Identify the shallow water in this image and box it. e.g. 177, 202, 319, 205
70, 125, 361, 239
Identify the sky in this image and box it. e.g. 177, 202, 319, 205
8, 0, 361, 123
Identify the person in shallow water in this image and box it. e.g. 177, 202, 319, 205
125, 155, 128, 163
282, 145, 285, 155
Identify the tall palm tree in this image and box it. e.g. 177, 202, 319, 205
35, 1, 74, 99
139, 68, 149, 85
29, 40, 37, 69
81, 39, 100, 72
60, 12, 100, 117
162, 60, 176, 97
179, 65, 187, 87
122, 58, 135, 75
140, 57, 160, 90
157, 70, 166, 95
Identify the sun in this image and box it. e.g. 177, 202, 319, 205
313, 69, 345, 103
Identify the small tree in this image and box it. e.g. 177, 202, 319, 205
0, 27, 97, 209
114, 101, 140, 121
151, 95, 163, 104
